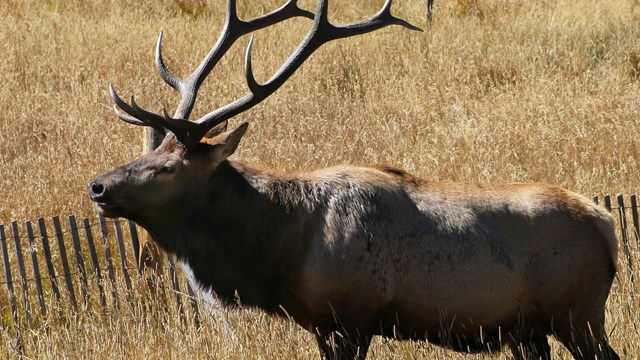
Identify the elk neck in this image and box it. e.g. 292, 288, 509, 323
141, 159, 322, 312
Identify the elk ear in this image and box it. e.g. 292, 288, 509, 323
204, 121, 228, 139
204, 122, 249, 162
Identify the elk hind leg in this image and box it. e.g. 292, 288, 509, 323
555, 324, 619, 360
553, 310, 619, 360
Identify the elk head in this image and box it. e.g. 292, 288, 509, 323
88, 0, 421, 226
88, 121, 245, 221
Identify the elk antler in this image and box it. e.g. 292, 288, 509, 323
110, 0, 421, 150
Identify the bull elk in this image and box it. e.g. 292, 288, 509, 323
88, 1, 620, 359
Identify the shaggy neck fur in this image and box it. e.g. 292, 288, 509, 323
139, 160, 324, 312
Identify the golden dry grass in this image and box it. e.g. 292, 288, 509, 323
1, 0, 639, 358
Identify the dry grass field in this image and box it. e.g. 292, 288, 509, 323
1, 0, 639, 358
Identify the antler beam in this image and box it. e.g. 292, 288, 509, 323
111, 0, 421, 150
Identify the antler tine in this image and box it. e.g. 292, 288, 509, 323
110, 84, 166, 129
110, 84, 174, 136
155, 31, 182, 94
110, 84, 160, 129
189, 0, 421, 144
336, 0, 423, 34
113, 106, 146, 127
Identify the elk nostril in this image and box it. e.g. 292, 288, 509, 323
91, 182, 104, 196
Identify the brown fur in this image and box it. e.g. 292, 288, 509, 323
89, 124, 619, 360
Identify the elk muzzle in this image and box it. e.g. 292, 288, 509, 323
88, 169, 128, 218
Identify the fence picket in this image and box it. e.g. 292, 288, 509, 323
1, 226, 19, 326
128, 220, 141, 274
38, 218, 61, 304
11, 221, 31, 325
113, 217, 132, 291
98, 212, 119, 307
186, 281, 201, 328
69, 215, 89, 306
53, 216, 77, 311
0, 224, 24, 357
616, 195, 635, 282
168, 255, 187, 324
26, 221, 46, 316
83, 218, 106, 308
604, 195, 612, 212
631, 195, 640, 249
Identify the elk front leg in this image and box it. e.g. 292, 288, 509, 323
315, 330, 372, 360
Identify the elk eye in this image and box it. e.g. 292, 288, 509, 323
159, 165, 175, 175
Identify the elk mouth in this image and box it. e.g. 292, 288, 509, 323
95, 202, 126, 218
89, 179, 128, 218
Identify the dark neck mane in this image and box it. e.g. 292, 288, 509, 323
141, 160, 322, 312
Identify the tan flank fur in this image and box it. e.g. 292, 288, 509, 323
88, 1, 619, 359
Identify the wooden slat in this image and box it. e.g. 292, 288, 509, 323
631, 195, 640, 249
38, 218, 61, 304
1, 225, 20, 333
617, 195, 635, 282
1, 224, 25, 355
186, 281, 201, 328
113, 218, 132, 291
98, 212, 119, 307
617, 195, 629, 238
128, 220, 142, 274
168, 255, 186, 324
69, 215, 89, 306
53, 216, 77, 311
83, 218, 106, 308
11, 221, 31, 325
604, 195, 612, 212
26, 221, 46, 316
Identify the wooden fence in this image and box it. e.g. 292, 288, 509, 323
1, 195, 639, 355
592, 194, 638, 283
0, 211, 203, 355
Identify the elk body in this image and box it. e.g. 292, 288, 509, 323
88, 1, 619, 359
